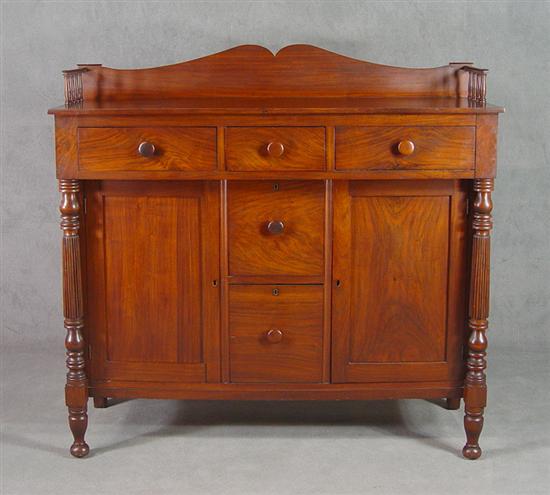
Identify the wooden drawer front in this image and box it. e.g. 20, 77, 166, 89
335, 126, 475, 170
225, 127, 326, 171
228, 181, 325, 277
229, 285, 323, 383
78, 127, 217, 172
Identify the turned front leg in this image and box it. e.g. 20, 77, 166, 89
60, 179, 89, 457
463, 178, 493, 460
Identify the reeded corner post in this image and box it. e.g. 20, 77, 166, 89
59, 179, 89, 458
463, 178, 494, 460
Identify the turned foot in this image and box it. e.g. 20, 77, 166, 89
70, 441, 90, 458
462, 445, 482, 460
446, 397, 461, 410
68, 406, 89, 458
462, 411, 484, 460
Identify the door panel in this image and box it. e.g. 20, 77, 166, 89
332, 180, 467, 383
86, 181, 220, 383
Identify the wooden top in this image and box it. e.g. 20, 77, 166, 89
48, 96, 503, 116
49, 45, 503, 114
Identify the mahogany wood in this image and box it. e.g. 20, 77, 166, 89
225, 127, 325, 171
227, 180, 325, 277
78, 127, 217, 172
229, 285, 323, 383
335, 126, 475, 170
463, 178, 493, 460
70, 45, 476, 101
59, 179, 89, 457
49, 45, 503, 458
332, 180, 467, 383
85, 181, 220, 385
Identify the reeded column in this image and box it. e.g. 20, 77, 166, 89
59, 179, 89, 457
463, 178, 493, 460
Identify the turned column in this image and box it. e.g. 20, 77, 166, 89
463, 178, 493, 460
59, 179, 89, 458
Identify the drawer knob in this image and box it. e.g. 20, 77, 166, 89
138, 141, 156, 157
266, 141, 285, 157
266, 329, 284, 344
397, 140, 415, 156
266, 220, 285, 235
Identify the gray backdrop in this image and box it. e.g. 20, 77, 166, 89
1, 0, 549, 350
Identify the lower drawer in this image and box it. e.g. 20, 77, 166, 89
229, 285, 323, 383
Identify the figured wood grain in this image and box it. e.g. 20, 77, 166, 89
463, 178, 493, 460
335, 126, 475, 170
475, 115, 499, 178
227, 180, 325, 277
332, 180, 467, 383
225, 127, 325, 171
349, 195, 449, 362
103, 196, 202, 364
70, 45, 474, 101
49, 46, 503, 459
85, 181, 220, 384
229, 285, 323, 383
59, 179, 89, 458
78, 127, 217, 171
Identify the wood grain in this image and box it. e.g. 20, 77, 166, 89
69, 45, 474, 101
85, 181, 219, 383
59, 179, 89, 457
332, 180, 467, 383
225, 127, 325, 171
90, 381, 462, 401
227, 180, 325, 277
335, 126, 475, 170
78, 127, 217, 172
229, 285, 323, 383
463, 178, 493, 460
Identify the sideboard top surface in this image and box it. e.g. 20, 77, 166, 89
48, 44, 504, 115
48, 96, 503, 116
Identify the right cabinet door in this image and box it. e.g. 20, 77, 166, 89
332, 180, 468, 383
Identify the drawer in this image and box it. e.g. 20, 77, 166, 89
225, 127, 326, 171
78, 127, 217, 171
335, 126, 475, 170
228, 181, 325, 277
229, 285, 323, 383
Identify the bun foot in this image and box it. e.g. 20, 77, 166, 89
462, 445, 482, 460
70, 441, 90, 458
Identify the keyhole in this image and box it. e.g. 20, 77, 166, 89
335, 279, 342, 288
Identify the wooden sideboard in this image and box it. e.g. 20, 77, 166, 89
48, 45, 503, 459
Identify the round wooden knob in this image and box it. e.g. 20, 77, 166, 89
266, 220, 285, 235
138, 141, 156, 157
397, 140, 415, 156
266, 141, 285, 157
266, 329, 283, 343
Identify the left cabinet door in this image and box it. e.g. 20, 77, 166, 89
85, 181, 220, 384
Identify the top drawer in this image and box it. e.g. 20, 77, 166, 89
225, 127, 326, 171
335, 126, 475, 171
78, 127, 217, 172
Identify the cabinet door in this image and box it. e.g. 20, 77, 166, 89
332, 181, 467, 383
86, 181, 220, 383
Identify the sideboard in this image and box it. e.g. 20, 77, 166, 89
48, 45, 503, 458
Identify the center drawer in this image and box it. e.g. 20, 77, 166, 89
229, 285, 324, 383
227, 180, 325, 277
225, 127, 326, 171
